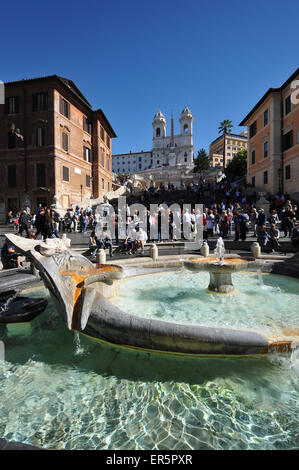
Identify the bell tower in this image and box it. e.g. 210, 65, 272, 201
152, 109, 166, 141
179, 106, 193, 136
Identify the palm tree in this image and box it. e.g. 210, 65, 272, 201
218, 120, 233, 169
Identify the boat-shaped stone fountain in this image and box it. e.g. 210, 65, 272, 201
5, 233, 297, 356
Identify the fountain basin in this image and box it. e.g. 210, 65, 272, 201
5, 233, 298, 356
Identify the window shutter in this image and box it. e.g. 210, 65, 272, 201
32, 94, 37, 111
15, 96, 19, 113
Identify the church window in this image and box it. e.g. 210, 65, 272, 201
184, 124, 188, 134
156, 128, 160, 137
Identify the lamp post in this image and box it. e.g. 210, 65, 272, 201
10, 123, 30, 210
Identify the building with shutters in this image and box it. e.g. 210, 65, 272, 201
0, 75, 116, 221
239, 68, 299, 196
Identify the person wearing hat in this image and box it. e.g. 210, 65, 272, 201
1, 241, 22, 269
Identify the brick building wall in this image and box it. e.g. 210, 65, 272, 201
0, 75, 116, 221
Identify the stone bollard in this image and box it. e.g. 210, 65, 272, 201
96, 249, 106, 266
151, 243, 158, 262
61, 233, 71, 248
30, 262, 39, 278
251, 242, 261, 259
200, 242, 209, 258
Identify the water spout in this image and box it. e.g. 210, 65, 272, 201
257, 269, 264, 288
74, 331, 84, 355
215, 237, 225, 263
0, 292, 18, 314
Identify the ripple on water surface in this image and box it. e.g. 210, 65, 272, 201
112, 271, 299, 337
0, 281, 299, 450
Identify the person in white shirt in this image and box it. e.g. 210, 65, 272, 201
135, 228, 148, 253
206, 211, 215, 239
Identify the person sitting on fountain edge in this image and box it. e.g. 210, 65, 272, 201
89, 230, 98, 259
1, 241, 22, 269
135, 227, 148, 254
267, 223, 280, 252
98, 229, 113, 258
257, 225, 269, 251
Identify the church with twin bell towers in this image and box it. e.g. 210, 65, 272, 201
112, 107, 195, 188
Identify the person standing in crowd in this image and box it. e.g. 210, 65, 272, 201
206, 210, 214, 240
113, 213, 119, 245
269, 209, 279, 226
219, 210, 229, 238
257, 209, 267, 227
233, 210, 241, 241
50, 209, 60, 238
239, 210, 249, 242
14, 213, 20, 231
64, 211, 73, 232
41, 208, 54, 239
34, 207, 45, 238
72, 212, 78, 232
158, 208, 162, 242
169, 210, 174, 242
146, 210, 151, 241
82, 212, 88, 233
281, 205, 295, 237
250, 208, 258, 237
18, 209, 31, 237
291, 223, 299, 250
7, 210, 13, 224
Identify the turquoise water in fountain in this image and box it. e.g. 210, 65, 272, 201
0, 272, 299, 450
113, 271, 299, 337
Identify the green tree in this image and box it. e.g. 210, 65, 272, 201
218, 119, 233, 169
193, 148, 211, 173
225, 149, 247, 181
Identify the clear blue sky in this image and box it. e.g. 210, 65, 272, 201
0, 0, 298, 156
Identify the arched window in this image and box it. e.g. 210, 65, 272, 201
156, 128, 160, 137
184, 152, 187, 162
184, 124, 188, 134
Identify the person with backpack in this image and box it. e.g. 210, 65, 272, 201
1, 241, 22, 269
18, 209, 31, 237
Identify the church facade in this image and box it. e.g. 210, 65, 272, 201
112, 107, 195, 187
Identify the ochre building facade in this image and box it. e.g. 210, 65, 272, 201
0, 75, 116, 221
240, 68, 299, 196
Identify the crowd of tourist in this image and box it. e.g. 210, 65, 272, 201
3, 181, 299, 267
